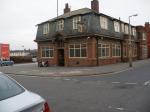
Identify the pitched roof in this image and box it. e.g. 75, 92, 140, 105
38, 7, 134, 27
39, 8, 94, 25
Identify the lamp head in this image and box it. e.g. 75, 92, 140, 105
133, 14, 138, 17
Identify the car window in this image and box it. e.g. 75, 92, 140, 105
0, 74, 25, 101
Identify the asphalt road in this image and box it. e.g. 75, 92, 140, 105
9, 62, 150, 112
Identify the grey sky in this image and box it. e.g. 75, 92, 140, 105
0, 0, 150, 50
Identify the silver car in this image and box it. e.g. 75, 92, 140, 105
0, 72, 51, 112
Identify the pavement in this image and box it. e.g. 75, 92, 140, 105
0, 59, 150, 77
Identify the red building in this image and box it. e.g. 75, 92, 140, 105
144, 22, 150, 58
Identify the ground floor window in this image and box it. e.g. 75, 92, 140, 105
123, 45, 127, 57
132, 44, 137, 57
112, 44, 121, 57
98, 43, 110, 58
41, 46, 54, 58
69, 43, 87, 57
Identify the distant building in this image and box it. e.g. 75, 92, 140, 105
10, 49, 37, 57
136, 26, 148, 59
144, 22, 150, 58
35, 0, 147, 66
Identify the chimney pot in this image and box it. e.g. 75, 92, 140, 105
64, 3, 71, 14
91, 0, 99, 13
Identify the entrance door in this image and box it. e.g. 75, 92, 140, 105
58, 49, 64, 66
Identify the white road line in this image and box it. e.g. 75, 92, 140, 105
108, 106, 124, 111
125, 82, 137, 85
144, 81, 150, 86
63, 78, 71, 81
112, 82, 120, 84
115, 107, 124, 111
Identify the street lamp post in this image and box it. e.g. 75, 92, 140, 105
128, 14, 138, 67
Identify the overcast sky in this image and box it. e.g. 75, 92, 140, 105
0, 0, 150, 50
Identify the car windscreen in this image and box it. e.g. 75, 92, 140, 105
0, 74, 25, 101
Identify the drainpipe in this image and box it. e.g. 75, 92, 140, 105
96, 37, 99, 66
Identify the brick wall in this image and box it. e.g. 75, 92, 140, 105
37, 36, 139, 67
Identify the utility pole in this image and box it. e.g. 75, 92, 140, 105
128, 14, 138, 67
57, 0, 58, 17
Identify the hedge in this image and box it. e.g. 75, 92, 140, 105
10, 56, 32, 63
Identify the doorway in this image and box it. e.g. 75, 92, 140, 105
58, 49, 64, 66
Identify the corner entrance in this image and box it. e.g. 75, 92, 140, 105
58, 49, 64, 66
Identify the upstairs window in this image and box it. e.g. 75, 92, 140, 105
114, 21, 120, 32
142, 32, 146, 40
73, 16, 81, 29
100, 16, 108, 30
121, 23, 124, 32
132, 28, 136, 36
125, 25, 129, 34
57, 20, 64, 31
43, 23, 49, 34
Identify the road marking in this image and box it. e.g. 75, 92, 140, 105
63, 78, 71, 81
108, 106, 124, 111
115, 107, 124, 111
144, 81, 150, 86
53, 77, 61, 80
112, 82, 120, 84
125, 82, 137, 85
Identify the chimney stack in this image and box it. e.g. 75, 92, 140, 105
64, 3, 70, 14
145, 22, 150, 28
91, 0, 99, 13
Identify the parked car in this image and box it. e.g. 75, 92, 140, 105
0, 72, 51, 112
0, 60, 14, 66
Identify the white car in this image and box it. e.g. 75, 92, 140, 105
0, 72, 51, 112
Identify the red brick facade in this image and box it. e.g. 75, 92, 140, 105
37, 34, 146, 67
144, 22, 150, 58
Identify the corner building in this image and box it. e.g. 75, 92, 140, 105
35, 0, 147, 67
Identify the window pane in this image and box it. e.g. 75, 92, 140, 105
46, 48, 49, 57
102, 48, 105, 57
81, 49, 86, 57
106, 48, 109, 56
50, 50, 53, 57
70, 49, 74, 57
75, 49, 80, 57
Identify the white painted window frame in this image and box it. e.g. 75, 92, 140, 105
114, 21, 120, 32
43, 23, 49, 34
73, 16, 81, 30
100, 16, 108, 30
69, 43, 87, 58
57, 20, 64, 31
98, 43, 110, 58
41, 46, 54, 58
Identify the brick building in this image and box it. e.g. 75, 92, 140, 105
35, 0, 147, 67
136, 26, 148, 59
144, 22, 150, 58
